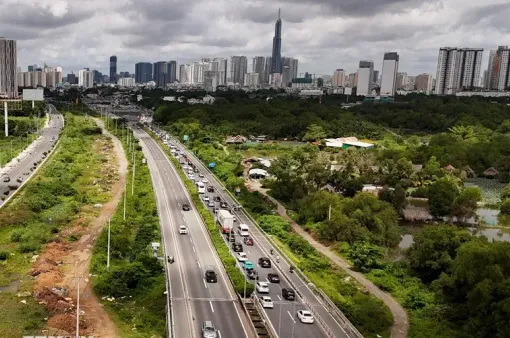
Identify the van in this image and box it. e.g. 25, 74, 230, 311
237, 224, 249, 237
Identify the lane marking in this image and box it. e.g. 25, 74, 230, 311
192, 246, 196, 253
203, 279, 208, 288
210, 301, 215, 313
197, 260, 201, 268
217, 330, 221, 338
288, 311, 296, 323
277, 295, 281, 301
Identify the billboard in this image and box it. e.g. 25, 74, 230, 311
22, 89, 44, 101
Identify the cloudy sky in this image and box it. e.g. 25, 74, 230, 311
2, 0, 510, 77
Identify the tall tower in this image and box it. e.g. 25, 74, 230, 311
271, 9, 282, 74
0, 37, 18, 98
380, 52, 399, 96
109, 55, 117, 83
434, 47, 483, 95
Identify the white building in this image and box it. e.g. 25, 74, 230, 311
332, 69, 345, 87
46, 71, 62, 88
435, 47, 483, 95
380, 52, 399, 96
357, 61, 374, 96
78, 69, 93, 88
487, 46, 510, 91
204, 71, 219, 92
0, 37, 18, 98
118, 77, 135, 87
244, 72, 259, 87
269, 73, 282, 88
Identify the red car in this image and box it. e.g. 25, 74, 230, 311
243, 237, 254, 246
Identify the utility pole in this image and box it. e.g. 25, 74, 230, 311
123, 186, 126, 220
75, 276, 81, 338
107, 219, 111, 270
328, 204, 332, 221
131, 154, 136, 196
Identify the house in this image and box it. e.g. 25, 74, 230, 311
324, 137, 374, 149
362, 184, 385, 195
256, 135, 267, 143
226, 135, 247, 144
464, 165, 476, 178
444, 164, 456, 172
483, 167, 499, 179
249, 168, 269, 179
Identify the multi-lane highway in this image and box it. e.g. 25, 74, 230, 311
133, 127, 252, 338
154, 128, 355, 338
0, 104, 63, 205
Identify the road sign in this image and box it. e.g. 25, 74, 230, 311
22, 89, 44, 101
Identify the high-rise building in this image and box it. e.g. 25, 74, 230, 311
487, 46, 510, 91
281, 57, 298, 87
78, 69, 93, 88
396, 72, 407, 90
135, 62, 153, 83
271, 9, 282, 74
179, 64, 186, 83
380, 52, 399, 96
332, 69, 345, 87
212, 58, 228, 85
168, 60, 177, 83
46, 71, 62, 88
252, 57, 265, 85
109, 55, 117, 83
230, 56, 247, 84
67, 73, 77, 84
415, 73, 433, 93
485, 50, 497, 89
204, 71, 219, 92
0, 38, 18, 98
357, 61, 374, 96
244, 73, 260, 87
154, 61, 169, 87
118, 77, 135, 87
119, 71, 130, 78
263, 57, 272, 84
28, 64, 37, 72
92, 70, 103, 83
373, 70, 379, 84
347, 72, 358, 87
434, 47, 483, 95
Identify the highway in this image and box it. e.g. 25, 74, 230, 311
0, 104, 63, 205
155, 128, 353, 338
132, 127, 251, 338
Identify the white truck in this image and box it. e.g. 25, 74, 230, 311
217, 209, 234, 234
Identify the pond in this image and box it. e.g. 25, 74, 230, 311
404, 204, 502, 226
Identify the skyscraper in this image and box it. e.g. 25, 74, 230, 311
109, 55, 117, 83
271, 9, 282, 74
380, 52, 399, 96
211, 58, 227, 85
135, 62, 153, 83
281, 57, 298, 87
434, 47, 483, 95
78, 69, 93, 88
154, 61, 169, 87
230, 56, 247, 84
357, 61, 374, 96
332, 69, 345, 87
415, 73, 433, 94
487, 46, 510, 91
252, 57, 265, 84
0, 37, 18, 98
168, 60, 177, 83
263, 57, 272, 84
373, 70, 379, 84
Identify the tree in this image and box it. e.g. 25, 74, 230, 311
427, 178, 459, 218
303, 124, 327, 142
407, 225, 473, 284
451, 187, 481, 223
448, 125, 476, 140
379, 184, 407, 214
422, 156, 444, 181
349, 242, 384, 272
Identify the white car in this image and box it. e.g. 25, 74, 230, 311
236, 252, 248, 262
260, 296, 273, 308
199, 173, 205, 178
203, 195, 210, 202
256, 281, 270, 294
202, 178, 209, 184
297, 310, 314, 324
179, 225, 188, 234
188, 174, 195, 180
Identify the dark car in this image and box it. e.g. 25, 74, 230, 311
258, 257, 271, 268
232, 242, 243, 252
228, 233, 236, 242
16, 177, 22, 183
282, 288, 296, 300
205, 270, 217, 283
243, 237, 254, 246
247, 269, 259, 280
182, 203, 191, 211
214, 196, 221, 202
220, 202, 228, 209
2, 176, 10, 183
207, 186, 215, 193
268, 273, 280, 283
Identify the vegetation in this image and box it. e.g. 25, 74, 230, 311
90, 119, 165, 337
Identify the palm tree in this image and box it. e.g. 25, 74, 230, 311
448, 125, 476, 140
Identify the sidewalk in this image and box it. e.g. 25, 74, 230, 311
244, 168, 409, 338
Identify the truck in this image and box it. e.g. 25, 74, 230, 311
217, 209, 234, 234
179, 156, 186, 165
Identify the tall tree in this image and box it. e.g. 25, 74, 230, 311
427, 177, 459, 218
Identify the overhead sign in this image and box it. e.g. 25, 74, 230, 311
183, 135, 189, 141
22, 89, 44, 101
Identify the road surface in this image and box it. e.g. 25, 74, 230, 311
0, 104, 63, 205
133, 127, 251, 338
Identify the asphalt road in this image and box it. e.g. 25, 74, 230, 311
0, 104, 63, 205
156, 129, 351, 338
133, 127, 250, 338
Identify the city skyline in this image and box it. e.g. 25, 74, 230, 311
5, 0, 509, 76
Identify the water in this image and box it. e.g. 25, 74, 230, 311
404, 205, 501, 226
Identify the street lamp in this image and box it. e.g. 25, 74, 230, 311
292, 283, 315, 337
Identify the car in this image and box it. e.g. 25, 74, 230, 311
267, 273, 280, 283
201, 321, 218, 338
2, 176, 10, 183
247, 269, 259, 280
260, 296, 274, 308
243, 261, 254, 270
228, 233, 236, 242
220, 202, 228, 209
202, 178, 209, 184
208, 201, 215, 207
282, 288, 296, 300
256, 281, 270, 293
297, 310, 315, 324
236, 252, 248, 262
213, 207, 219, 214
179, 225, 188, 234
207, 186, 215, 193
258, 257, 271, 268
232, 242, 243, 252
182, 204, 191, 211
214, 196, 221, 202
16, 177, 22, 183
188, 174, 195, 180
243, 237, 254, 246
205, 270, 217, 283
199, 173, 205, 178
203, 195, 210, 202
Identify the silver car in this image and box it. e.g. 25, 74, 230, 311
201, 321, 217, 338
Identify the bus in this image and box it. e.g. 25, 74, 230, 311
197, 182, 205, 194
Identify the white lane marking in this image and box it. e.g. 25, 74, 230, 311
277, 295, 281, 301
192, 246, 196, 253
177, 202, 180, 206
288, 311, 296, 323
217, 330, 221, 338
190, 237, 193, 242
210, 301, 214, 313
197, 260, 201, 268
203, 279, 208, 288
266, 278, 270, 283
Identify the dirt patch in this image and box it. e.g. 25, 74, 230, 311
30, 120, 128, 337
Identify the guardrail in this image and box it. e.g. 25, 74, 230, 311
162, 129, 364, 338
251, 295, 278, 338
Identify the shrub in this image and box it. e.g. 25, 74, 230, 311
410, 186, 429, 198
500, 199, 510, 214
0, 251, 8, 260
11, 231, 22, 242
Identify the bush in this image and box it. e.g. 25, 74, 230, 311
0, 251, 8, 260
500, 198, 510, 214
11, 231, 22, 242
410, 186, 429, 198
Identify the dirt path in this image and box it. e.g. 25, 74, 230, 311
243, 163, 409, 338
35, 118, 127, 337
